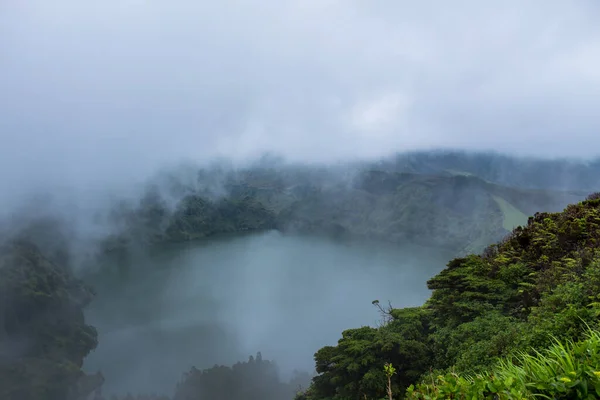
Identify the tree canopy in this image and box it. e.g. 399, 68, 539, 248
299, 194, 600, 399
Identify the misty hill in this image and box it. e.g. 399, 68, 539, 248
297, 193, 600, 399
1, 151, 596, 399
275, 170, 583, 252
379, 150, 600, 191
103, 163, 585, 257
1, 170, 598, 399
0, 239, 102, 400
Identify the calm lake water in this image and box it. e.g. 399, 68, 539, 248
83, 230, 454, 395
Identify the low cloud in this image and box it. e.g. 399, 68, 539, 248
1, 0, 599, 198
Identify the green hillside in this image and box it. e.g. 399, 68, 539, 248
492, 195, 528, 231
381, 150, 600, 191
275, 172, 583, 252
296, 193, 600, 399
103, 168, 584, 257
0, 240, 102, 400
0, 179, 598, 399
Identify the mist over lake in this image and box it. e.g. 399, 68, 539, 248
3, 0, 600, 398
83, 231, 453, 395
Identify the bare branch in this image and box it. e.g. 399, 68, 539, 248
372, 299, 394, 326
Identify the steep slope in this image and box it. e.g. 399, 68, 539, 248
0, 239, 102, 400
104, 167, 584, 257
491, 195, 527, 231
299, 193, 600, 400
380, 150, 600, 191
274, 171, 583, 252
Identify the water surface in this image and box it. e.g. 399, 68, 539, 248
84, 231, 454, 395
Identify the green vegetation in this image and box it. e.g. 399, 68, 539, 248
384, 363, 397, 400
407, 329, 600, 399
297, 193, 600, 399
276, 172, 581, 253
492, 195, 528, 231
385, 150, 600, 191
103, 168, 582, 259
0, 239, 101, 400
102, 188, 277, 252
1, 156, 597, 399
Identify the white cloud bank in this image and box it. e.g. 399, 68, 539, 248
1, 0, 599, 195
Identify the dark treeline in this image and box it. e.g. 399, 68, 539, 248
172, 353, 310, 400
0, 238, 100, 400
100, 155, 583, 262
95, 353, 310, 400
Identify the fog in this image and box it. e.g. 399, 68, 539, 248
1, 0, 600, 398
2, 1, 600, 203
84, 231, 453, 395
1, 0, 599, 240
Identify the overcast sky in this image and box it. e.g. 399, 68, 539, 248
1, 0, 600, 194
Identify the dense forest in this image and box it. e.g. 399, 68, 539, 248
2, 152, 600, 399
296, 192, 600, 399
0, 239, 101, 400
99, 157, 584, 260
384, 151, 600, 191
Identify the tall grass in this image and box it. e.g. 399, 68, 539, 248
405, 329, 600, 399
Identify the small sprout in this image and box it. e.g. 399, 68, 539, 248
384, 363, 396, 400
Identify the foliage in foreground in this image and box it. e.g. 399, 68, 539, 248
298, 194, 600, 399
407, 329, 600, 399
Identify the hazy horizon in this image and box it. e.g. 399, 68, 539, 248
2, 1, 600, 398
2, 0, 600, 203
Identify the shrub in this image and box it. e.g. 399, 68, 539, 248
406, 328, 600, 399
